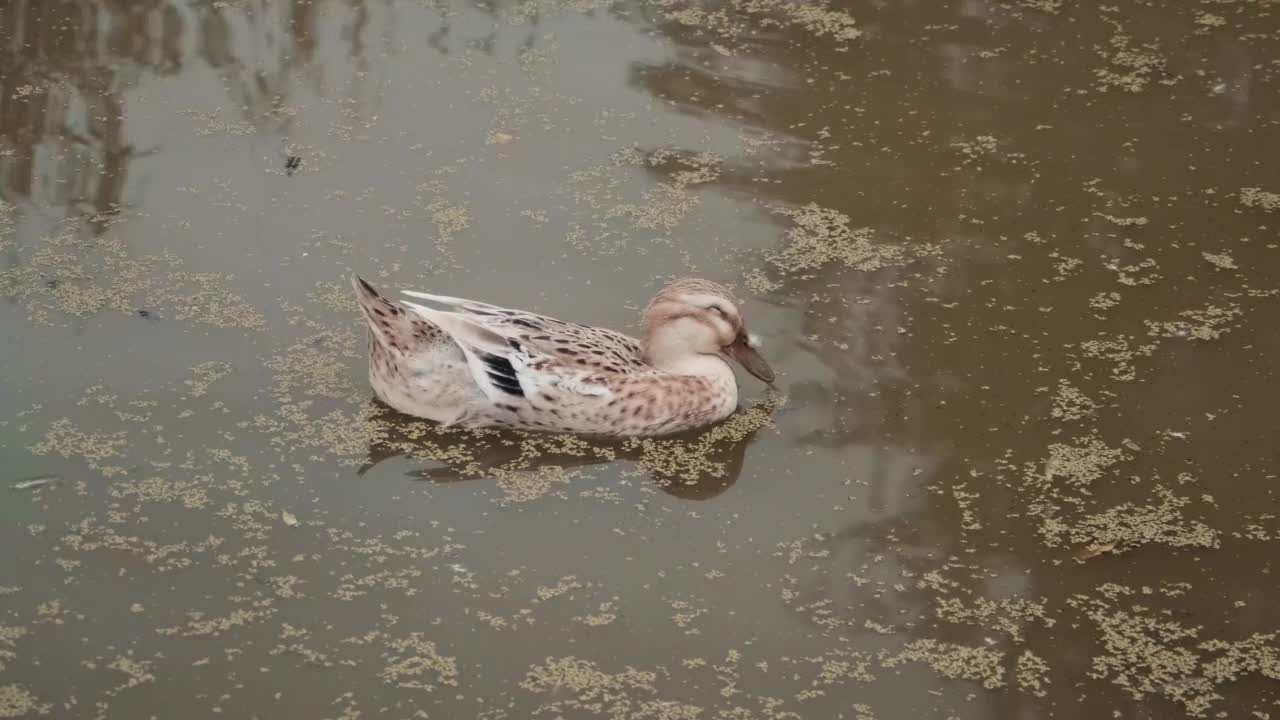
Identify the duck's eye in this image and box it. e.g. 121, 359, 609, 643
709, 304, 729, 318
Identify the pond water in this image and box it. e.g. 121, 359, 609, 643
2, 1, 1279, 718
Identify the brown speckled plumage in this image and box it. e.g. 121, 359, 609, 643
351, 275, 774, 436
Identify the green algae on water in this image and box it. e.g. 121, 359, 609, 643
766, 203, 906, 276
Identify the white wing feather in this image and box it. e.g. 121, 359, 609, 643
401, 301, 522, 401
400, 289, 513, 317
402, 300, 610, 401
507, 353, 610, 398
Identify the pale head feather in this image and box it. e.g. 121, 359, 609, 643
640, 278, 745, 365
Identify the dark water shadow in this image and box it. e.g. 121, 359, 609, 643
355, 397, 780, 501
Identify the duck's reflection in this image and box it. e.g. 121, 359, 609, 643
356, 396, 781, 501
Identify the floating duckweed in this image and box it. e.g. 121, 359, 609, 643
741, 268, 781, 294
333, 568, 426, 601
308, 280, 360, 313
557, 147, 723, 254
0, 626, 26, 673
32, 600, 76, 625
1104, 255, 1161, 286
258, 406, 387, 459
767, 203, 906, 275
772, 2, 862, 41
1095, 212, 1148, 226
1015, 650, 1051, 697
1195, 12, 1226, 27
606, 151, 721, 231
429, 201, 471, 241
1077, 333, 1157, 381
1239, 187, 1279, 211
575, 600, 619, 627
158, 271, 266, 328
110, 476, 211, 509
850, 703, 879, 720
1089, 290, 1122, 310
271, 640, 337, 668
482, 433, 619, 504
1072, 593, 1215, 714
1062, 485, 1221, 552
1073, 590, 1280, 716
623, 396, 781, 481
157, 607, 273, 637
651, 0, 860, 42
1051, 253, 1084, 279
1039, 435, 1128, 490
4, 3, 1280, 717
382, 634, 458, 690
107, 655, 155, 689
668, 596, 708, 633
268, 330, 361, 401
183, 361, 234, 399
534, 576, 583, 603
58, 516, 225, 573
0, 199, 14, 252
409, 178, 469, 268
520, 656, 703, 719
1145, 303, 1242, 341
356, 410, 483, 471
0, 684, 40, 718
268, 575, 306, 599
1050, 379, 1099, 421
504, 1, 617, 28
951, 134, 999, 163
0, 214, 263, 327
1020, 0, 1063, 13
881, 639, 1006, 689
1094, 19, 1167, 93
1234, 514, 1280, 542
1201, 251, 1237, 270
934, 596, 1055, 643
1025, 435, 1151, 546
1199, 633, 1280, 685
180, 107, 256, 136
806, 650, 876, 686
29, 418, 128, 466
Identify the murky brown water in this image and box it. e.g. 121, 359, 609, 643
3, 0, 1280, 717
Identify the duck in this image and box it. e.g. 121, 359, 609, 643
351, 274, 774, 437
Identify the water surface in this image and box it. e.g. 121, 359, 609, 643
2, 1, 1279, 718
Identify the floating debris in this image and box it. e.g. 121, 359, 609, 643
281, 511, 299, 527
11, 474, 61, 491
1075, 542, 1118, 561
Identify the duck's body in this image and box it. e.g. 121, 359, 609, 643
351, 275, 773, 437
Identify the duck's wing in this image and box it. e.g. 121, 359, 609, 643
400, 289, 514, 318
400, 301, 613, 405
400, 289, 648, 374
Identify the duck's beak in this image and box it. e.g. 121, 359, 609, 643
725, 332, 775, 383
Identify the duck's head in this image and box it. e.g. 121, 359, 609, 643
640, 278, 775, 383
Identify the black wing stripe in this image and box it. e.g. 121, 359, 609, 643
486, 371, 521, 385
486, 377, 523, 396
480, 353, 524, 397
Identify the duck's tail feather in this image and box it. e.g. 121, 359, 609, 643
350, 274, 444, 353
